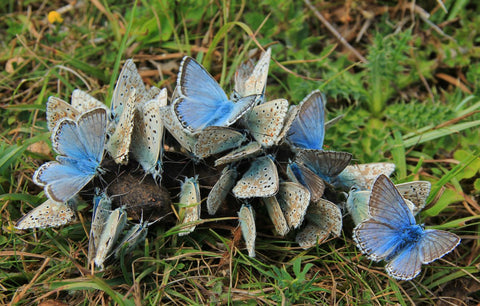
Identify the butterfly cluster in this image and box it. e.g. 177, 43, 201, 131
17, 49, 460, 280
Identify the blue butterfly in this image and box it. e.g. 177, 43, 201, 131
287, 90, 325, 150
33, 108, 107, 203
353, 174, 461, 280
173, 56, 260, 132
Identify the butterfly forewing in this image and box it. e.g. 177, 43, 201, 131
287, 90, 325, 150
368, 175, 415, 228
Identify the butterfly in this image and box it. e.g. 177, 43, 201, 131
194, 126, 246, 159
276, 182, 311, 229
287, 90, 325, 150
33, 108, 107, 203
94, 206, 128, 269
262, 196, 290, 236
232, 155, 279, 198
353, 174, 461, 280
296, 198, 342, 249
106, 89, 136, 164
178, 176, 201, 236
286, 161, 325, 203
15, 198, 77, 229
238, 203, 256, 257
214, 141, 262, 167
173, 56, 260, 132
244, 99, 289, 147
233, 48, 271, 102
295, 150, 352, 184
207, 166, 238, 215
113, 219, 149, 258
347, 180, 431, 225
130, 88, 168, 181
88, 191, 112, 264
108, 59, 158, 165
334, 162, 396, 190
109, 59, 148, 123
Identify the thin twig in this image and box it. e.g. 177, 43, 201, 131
304, 0, 368, 64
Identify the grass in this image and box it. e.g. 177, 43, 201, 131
1, 0, 480, 304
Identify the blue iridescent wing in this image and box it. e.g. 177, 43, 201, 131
287, 90, 325, 150
174, 57, 258, 131
296, 150, 352, 184
385, 241, 423, 280
367, 174, 415, 227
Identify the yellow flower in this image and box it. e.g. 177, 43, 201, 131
47, 11, 64, 24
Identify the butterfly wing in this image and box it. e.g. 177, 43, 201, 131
214, 141, 262, 167
71, 89, 107, 113
286, 161, 325, 202
106, 90, 136, 164
277, 182, 310, 229
131, 88, 168, 179
262, 196, 289, 236
396, 181, 431, 214
234, 48, 271, 99
245, 99, 289, 147
353, 175, 417, 261
232, 155, 279, 198
159, 105, 196, 152
15, 199, 75, 229
334, 162, 396, 190
238, 204, 256, 257
385, 241, 423, 280
207, 166, 238, 215
88, 192, 112, 262
420, 229, 460, 264
194, 126, 245, 158
178, 176, 201, 236
111, 59, 147, 120
296, 150, 352, 183
46, 96, 79, 131
287, 90, 325, 150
